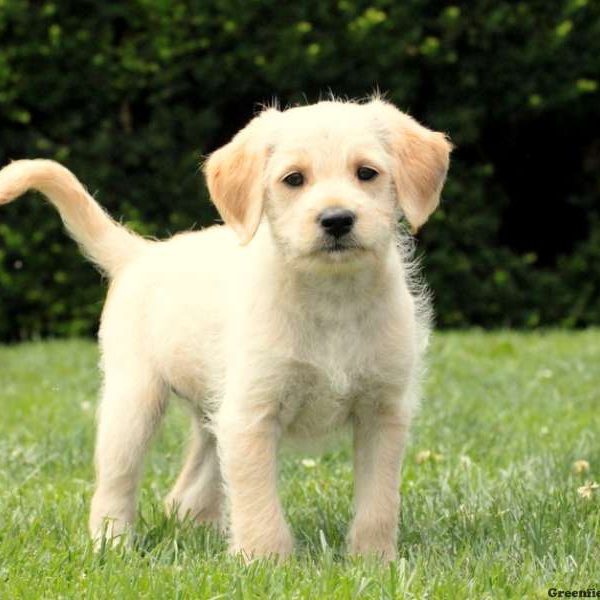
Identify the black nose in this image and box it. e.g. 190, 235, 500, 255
318, 208, 356, 238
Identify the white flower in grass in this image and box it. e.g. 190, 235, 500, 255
577, 481, 599, 499
415, 450, 431, 464
301, 458, 316, 468
415, 450, 444, 464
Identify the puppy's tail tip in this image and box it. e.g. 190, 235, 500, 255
0, 159, 38, 204
0, 159, 147, 277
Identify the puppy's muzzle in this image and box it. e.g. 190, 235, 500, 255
318, 207, 356, 239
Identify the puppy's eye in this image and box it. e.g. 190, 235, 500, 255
357, 166, 378, 181
282, 172, 304, 187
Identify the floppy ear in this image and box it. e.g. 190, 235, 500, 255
204, 109, 279, 244
371, 99, 452, 232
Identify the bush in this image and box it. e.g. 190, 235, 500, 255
1, 0, 599, 339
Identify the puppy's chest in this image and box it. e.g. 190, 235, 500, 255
277, 328, 394, 438
278, 362, 369, 438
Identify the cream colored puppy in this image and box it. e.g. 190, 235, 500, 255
0, 98, 451, 560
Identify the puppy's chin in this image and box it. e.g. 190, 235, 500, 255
291, 240, 376, 274
318, 245, 365, 262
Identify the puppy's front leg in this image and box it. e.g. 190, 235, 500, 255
218, 407, 293, 560
348, 399, 412, 561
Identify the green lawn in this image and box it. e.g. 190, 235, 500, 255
0, 331, 599, 599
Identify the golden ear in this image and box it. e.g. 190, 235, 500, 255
204, 109, 279, 244
370, 99, 452, 232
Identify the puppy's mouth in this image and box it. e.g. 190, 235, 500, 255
319, 237, 364, 255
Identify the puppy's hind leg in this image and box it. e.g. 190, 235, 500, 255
164, 415, 224, 527
89, 357, 168, 546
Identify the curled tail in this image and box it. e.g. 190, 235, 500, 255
0, 159, 146, 277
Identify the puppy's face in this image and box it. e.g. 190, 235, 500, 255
205, 99, 451, 271
263, 104, 397, 267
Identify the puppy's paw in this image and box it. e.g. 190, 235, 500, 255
230, 524, 295, 562
347, 520, 398, 562
90, 518, 133, 552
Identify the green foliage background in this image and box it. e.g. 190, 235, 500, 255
1, 0, 599, 339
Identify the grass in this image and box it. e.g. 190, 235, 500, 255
0, 330, 599, 599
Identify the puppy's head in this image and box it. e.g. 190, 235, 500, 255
204, 98, 451, 269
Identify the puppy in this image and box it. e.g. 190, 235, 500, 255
0, 98, 451, 560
